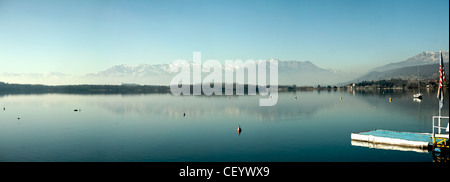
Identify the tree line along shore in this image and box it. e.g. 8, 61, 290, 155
1, 78, 447, 95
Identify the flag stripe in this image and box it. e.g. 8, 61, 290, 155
437, 51, 445, 109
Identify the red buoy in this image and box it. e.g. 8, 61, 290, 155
237, 125, 242, 135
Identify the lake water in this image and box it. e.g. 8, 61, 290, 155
0, 88, 448, 162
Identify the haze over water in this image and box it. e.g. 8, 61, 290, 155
0, 89, 447, 162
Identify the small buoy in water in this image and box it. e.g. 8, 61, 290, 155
340, 97, 342, 100
17, 117, 20, 120
74, 109, 78, 112
237, 125, 242, 135
183, 112, 186, 117
389, 98, 392, 102
294, 96, 297, 100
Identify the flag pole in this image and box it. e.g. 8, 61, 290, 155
438, 51, 443, 134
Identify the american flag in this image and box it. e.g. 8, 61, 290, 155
437, 51, 445, 109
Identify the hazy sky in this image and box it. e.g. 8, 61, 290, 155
0, 0, 449, 76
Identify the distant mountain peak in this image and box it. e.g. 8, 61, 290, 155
371, 51, 449, 72
353, 51, 450, 83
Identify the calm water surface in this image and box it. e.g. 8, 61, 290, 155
0, 89, 448, 162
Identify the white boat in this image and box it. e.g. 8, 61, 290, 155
413, 93, 422, 99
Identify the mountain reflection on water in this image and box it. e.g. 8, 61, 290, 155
0, 88, 448, 162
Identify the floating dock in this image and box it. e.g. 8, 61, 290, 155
351, 129, 433, 150
351, 116, 449, 152
351, 139, 429, 153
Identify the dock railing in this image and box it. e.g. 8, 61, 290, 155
432, 116, 449, 148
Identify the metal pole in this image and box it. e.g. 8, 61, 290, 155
432, 116, 435, 143
438, 106, 441, 134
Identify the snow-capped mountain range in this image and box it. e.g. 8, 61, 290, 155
88, 64, 172, 77
1, 51, 448, 86
350, 51, 449, 82
371, 51, 449, 72
85, 59, 356, 86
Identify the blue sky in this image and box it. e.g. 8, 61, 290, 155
0, 0, 449, 76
